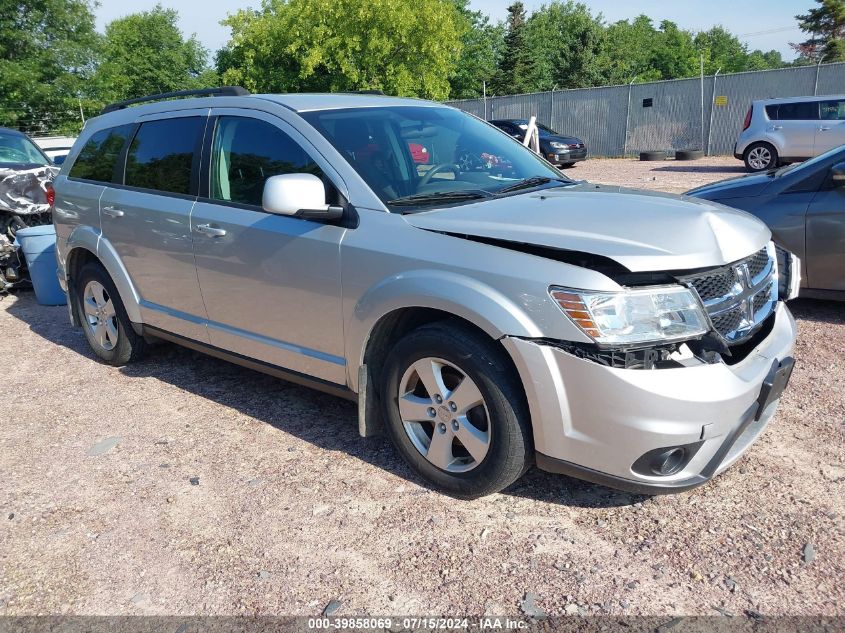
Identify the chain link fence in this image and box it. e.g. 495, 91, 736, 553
446, 62, 845, 158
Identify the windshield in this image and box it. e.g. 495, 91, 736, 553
772, 144, 845, 177
301, 106, 568, 211
0, 131, 50, 167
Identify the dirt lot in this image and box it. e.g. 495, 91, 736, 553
1, 158, 843, 619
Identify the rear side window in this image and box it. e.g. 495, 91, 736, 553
767, 102, 819, 121
209, 116, 322, 207
820, 99, 845, 120
124, 117, 203, 195
69, 125, 134, 183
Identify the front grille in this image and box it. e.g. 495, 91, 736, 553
682, 245, 777, 344
687, 268, 738, 302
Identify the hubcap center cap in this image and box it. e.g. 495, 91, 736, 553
437, 405, 451, 423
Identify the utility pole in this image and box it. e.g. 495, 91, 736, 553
78, 97, 85, 125
623, 77, 636, 157
700, 54, 705, 151
482, 80, 487, 120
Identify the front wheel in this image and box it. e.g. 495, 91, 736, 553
744, 142, 778, 172
380, 321, 532, 498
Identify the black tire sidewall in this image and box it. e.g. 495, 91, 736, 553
744, 142, 778, 172
381, 323, 531, 498
75, 263, 141, 366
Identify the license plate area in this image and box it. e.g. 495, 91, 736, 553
755, 357, 794, 420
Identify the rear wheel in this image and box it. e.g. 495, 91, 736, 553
381, 320, 532, 498
744, 142, 777, 172
75, 262, 145, 366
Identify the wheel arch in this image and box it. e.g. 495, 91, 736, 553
65, 229, 143, 324
348, 269, 544, 392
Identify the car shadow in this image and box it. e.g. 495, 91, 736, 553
0, 290, 679, 508
787, 298, 845, 325
653, 164, 747, 175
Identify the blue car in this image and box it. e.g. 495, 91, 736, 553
687, 147, 845, 301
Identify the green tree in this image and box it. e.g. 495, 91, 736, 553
596, 16, 664, 84
695, 27, 749, 74
650, 20, 698, 79
219, 0, 465, 99
492, 2, 536, 94
0, 0, 99, 134
523, 1, 604, 90
448, 0, 504, 99
793, 0, 845, 62
745, 49, 785, 70
92, 5, 216, 106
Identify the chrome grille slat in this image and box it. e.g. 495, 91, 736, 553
682, 245, 777, 344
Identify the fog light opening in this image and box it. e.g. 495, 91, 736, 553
652, 448, 686, 476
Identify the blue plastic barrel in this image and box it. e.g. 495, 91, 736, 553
14, 225, 67, 306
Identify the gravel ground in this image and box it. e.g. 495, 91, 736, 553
1, 158, 843, 619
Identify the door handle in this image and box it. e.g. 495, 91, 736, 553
819, 126, 831, 131
196, 223, 227, 237
769, 125, 783, 131
102, 206, 124, 218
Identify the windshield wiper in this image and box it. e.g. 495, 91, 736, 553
387, 189, 493, 207
495, 176, 570, 195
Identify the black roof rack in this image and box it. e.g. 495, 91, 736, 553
101, 86, 251, 114
354, 89, 385, 95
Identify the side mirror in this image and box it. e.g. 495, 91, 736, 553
262, 173, 343, 220
831, 162, 845, 185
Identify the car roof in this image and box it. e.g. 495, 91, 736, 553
0, 127, 29, 137
255, 93, 439, 112
754, 94, 845, 105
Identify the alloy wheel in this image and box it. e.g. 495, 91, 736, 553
397, 357, 491, 473
747, 146, 772, 170
82, 280, 118, 351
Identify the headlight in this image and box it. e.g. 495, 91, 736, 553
549, 141, 568, 150
550, 285, 709, 346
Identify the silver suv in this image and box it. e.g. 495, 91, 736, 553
736, 95, 845, 172
54, 88, 799, 498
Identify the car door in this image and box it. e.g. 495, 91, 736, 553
815, 99, 845, 155
190, 110, 348, 385
99, 111, 209, 342
805, 167, 845, 291
768, 101, 818, 159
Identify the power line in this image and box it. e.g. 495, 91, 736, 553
738, 26, 801, 38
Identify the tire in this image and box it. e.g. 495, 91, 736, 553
675, 149, 704, 161
75, 262, 146, 366
380, 320, 532, 499
743, 142, 778, 172
639, 151, 667, 161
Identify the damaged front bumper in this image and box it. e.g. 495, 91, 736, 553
503, 302, 797, 494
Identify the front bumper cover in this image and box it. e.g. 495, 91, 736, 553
503, 302, 797, 494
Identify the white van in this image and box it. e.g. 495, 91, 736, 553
735, 95, 845, 172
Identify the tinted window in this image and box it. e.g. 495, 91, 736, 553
820, 100, 845, 120
210, 117, 321, 206
69, 125, 134, 182
125, 117, 202, 194
771, 102, 819, 121
0, 131, 49, 167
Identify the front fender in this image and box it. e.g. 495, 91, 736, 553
346, 269, 545, 391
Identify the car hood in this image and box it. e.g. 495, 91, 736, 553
541, 134, 582, 145
685, 171, 773, 200
404, 182, 770, 272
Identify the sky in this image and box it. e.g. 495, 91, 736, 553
95, 0, 810, 62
